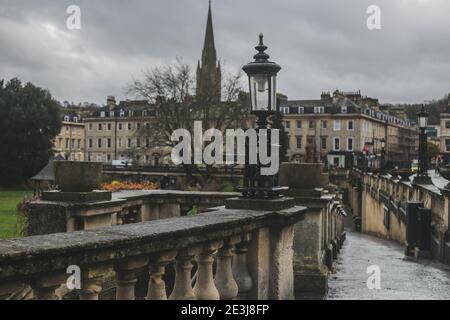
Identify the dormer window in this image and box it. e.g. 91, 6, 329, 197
100, 111, 105, 118
280, 107, 290, 114
341, 106, 347, 113
298, 107, 304, 114
142, 110, 148, 117
73, 117, 78, 123
314, 106, 324, 114
129, 111, 134, 117
119, 110, 125, 117
110, 111, 114, 117
63, 116, 70, 122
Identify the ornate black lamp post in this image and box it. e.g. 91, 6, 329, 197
413, 105, 432, 185
240, 34, 287, 199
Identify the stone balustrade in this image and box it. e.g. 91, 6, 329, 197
345, 169, 450, 265
0, 204, 306, 300
25, 190, 239, 236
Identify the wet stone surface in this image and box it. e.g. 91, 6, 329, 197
326, 229, 450, 300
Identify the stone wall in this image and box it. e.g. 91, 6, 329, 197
346, 169, 450, 265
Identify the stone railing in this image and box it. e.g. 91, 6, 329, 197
0, 205, 306, 300
345, 169, 450, 265
26, 190, 239, 235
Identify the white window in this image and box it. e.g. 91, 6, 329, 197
334, 120, 341, 131
64, 116, 70, 122
446, 139, 450, 152
347, 120, 354, 131
100, 111, 105, 118
280, 107, 290, 114
333, 137, 340, 151
119, 110, 125, 117
73, 117, 78, 123
110, 111, 114, 117
347, 137, 354, 151
314, 106, 324, 113
298, 107, 304, 114
341, 106, 347, 113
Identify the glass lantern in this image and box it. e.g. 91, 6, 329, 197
243, 34, 281, 115
417, 105, 428, 129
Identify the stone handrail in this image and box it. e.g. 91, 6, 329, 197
0, 205, 306, 300
27, 190, 240, 235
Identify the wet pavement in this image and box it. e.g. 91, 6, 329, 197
326, 229, 450, 300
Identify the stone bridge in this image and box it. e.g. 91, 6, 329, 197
0, 164, 346, 300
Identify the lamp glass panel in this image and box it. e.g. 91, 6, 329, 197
419, 116, 427, 128
270, 75, 277, 112
250, 74, 269, 111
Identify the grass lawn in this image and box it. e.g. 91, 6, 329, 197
0, 190, 31, 239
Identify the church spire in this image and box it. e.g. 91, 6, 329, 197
201, 0, 217, 67
196, 0, 221, 102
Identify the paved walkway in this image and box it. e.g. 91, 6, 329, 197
326, 229, 450, 300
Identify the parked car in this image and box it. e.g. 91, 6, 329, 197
112, 160, 132, 168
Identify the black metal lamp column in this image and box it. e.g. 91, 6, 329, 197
241, 34, 287, 199
413, 105, 432, 185
380, 138, 386, 174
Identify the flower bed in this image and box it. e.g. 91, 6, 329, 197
100, 181, 159, 192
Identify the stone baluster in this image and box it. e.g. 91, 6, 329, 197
193, 240, 223, 300
232, 233, 253, 299
78, 277, 102, 300
114, 257, 149, 300
0, 280, 25, 300
30, 273, 66, 300
78, 265, 111, 300
214, 236, 240, 300
169, 246, 199, 300
147, 250, 177, 300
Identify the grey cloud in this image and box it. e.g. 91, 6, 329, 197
0, 0, 449, 105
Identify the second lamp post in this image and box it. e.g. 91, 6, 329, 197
413, 105, 432, 185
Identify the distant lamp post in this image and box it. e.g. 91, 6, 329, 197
413, 105, 432, 185
240, 34, 286, 199
380, 138, 386, 173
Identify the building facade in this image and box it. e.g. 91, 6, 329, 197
53, 115, 85, 161
439, 94, 450, 163
84, 98, 170, 165
280, 91, 418, 169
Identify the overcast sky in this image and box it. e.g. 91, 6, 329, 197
0, 0, 449, 105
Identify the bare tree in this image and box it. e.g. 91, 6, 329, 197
126, 59, 249, 183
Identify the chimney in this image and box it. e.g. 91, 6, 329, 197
321, 91, 331, 101
107, 96, 116, 110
